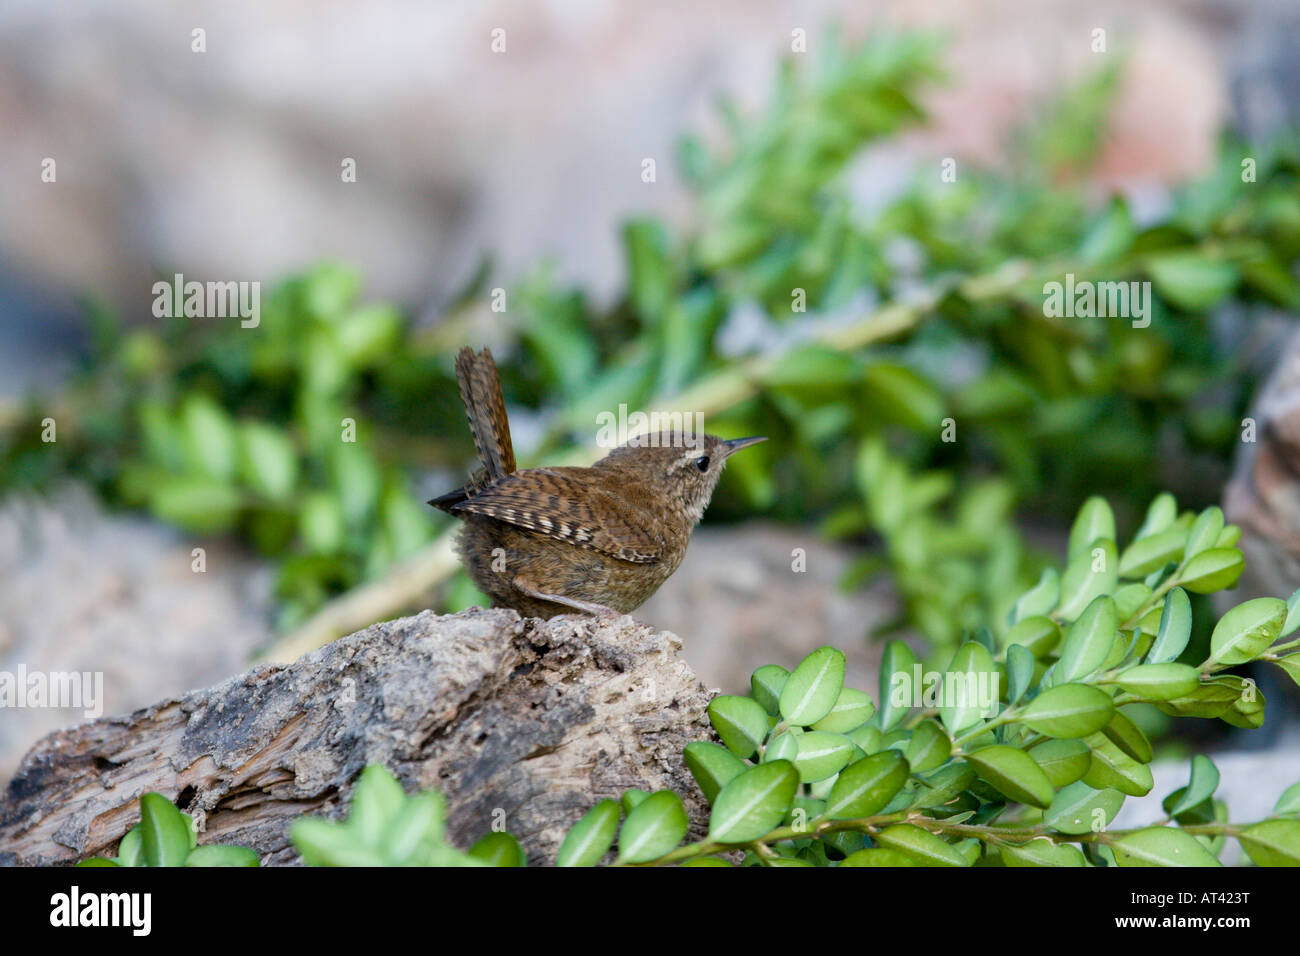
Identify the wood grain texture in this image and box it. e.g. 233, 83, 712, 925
0, 608, 712, 866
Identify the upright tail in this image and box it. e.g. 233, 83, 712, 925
454, 346, 516, 482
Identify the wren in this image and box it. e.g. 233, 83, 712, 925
429, 347, 765, 619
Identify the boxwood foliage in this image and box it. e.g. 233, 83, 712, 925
547, 494, 1300, 867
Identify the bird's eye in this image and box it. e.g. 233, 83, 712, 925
694, 456, 710, 473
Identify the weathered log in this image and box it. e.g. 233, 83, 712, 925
0, 607, 713, 866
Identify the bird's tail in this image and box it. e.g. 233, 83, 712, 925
454, 346, 516, 482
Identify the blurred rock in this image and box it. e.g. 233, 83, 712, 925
638, 522, 906, 694
0, 486, 274, 785
1225, 327, 1300, 604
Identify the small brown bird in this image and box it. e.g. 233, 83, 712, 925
430, 347, 765, 619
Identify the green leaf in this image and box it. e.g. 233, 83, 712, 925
1006, 645, 1035, 706
1003, 615, 1061, 658
683, 742, 747, 803
791, 732, 856, 782
116, 827, 143, 868
708, 761, 799, 844
1045, 782, 1124, 835
1183, 506, 1225, 561
878, 641, 916, 731
708, 695, 770, 758
750, 665, 788, 715
940, 641, 997, 735
1002, 839, 1087, 867
617, 791, 688, 864
351, 765, 407, 846
334, 304, 401, 365
381, 793, 442, 865
779, 646, 846, 726
330, 443, 382, 528
556, 800, 620, 867
1275, 782, 1300, 817
184, 845, 259, 867
1207, 597, 1287, 667
140, 793, 194, 867
1178, 548, 1244, 593
299, 491, 345, 553
1082, 733, 1154, 796
1283, 587, 1300, 639
911, 762, 977, 811
862, 363, 945, 431
904, 720, 951, 773
150, 478, 243, 534
1031, 739, 1093, 788
1069, 497, 1116, 560
1221, 683, 1266, 729
1154, 677, 1242, 719
1011, 569, 1060, 623
1276, 654, 1300, 689
840, 848, 917, 867
1100, 710, 1153, 764
1147, 252, 1238, 311
847, 725, 882, 755
1169, 755, 1219, 816
1133, 492, 1178, 541
179, 394, 239, 481
1118, 528, 1185, 579
1114, 663, 1200, 701
1238, 820, 1300, 866
1112, 827, 1223, 866
967, 745, 1056, 809
1147, 587, 1191, 663
1057, 540, 1118, 621
468, 832, 525, 867
823, 751, 910, 820
810, 687, 875, 732
766, 345, 863, 388
239, 422, 298, 502
873, 824, 969, 867
1057, 595, 1118, 683
1113, 584, 1153, 624
764, 731, 799, 764
1021, 683, 1114, 738
76, 858, 120, 867
291, 818, 384, 867
1078, 198, 1134, 264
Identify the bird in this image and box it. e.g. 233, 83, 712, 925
429, 347, 765, 619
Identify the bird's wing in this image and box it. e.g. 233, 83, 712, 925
448, 468, 664, 563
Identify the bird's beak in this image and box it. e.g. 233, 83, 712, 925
719, 436, 767, 458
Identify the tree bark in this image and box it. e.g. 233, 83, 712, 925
0, 608, 713, 866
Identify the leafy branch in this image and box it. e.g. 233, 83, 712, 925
545, 493, 1300, 867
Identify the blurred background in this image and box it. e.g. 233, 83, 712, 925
3, 0, 1300, 824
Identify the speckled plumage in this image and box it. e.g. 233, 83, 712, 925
429, 347, 764, 618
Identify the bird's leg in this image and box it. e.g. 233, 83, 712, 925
511, 575, 621, 618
